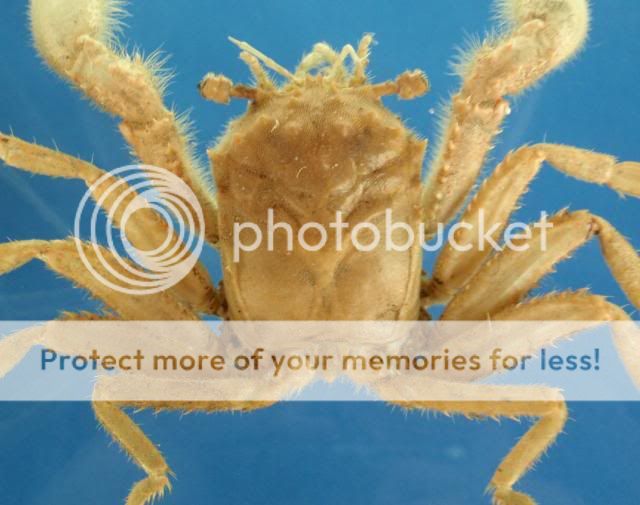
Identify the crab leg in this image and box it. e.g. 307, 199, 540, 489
29, 0, 219, 244
465, 396, 567, 505
492, 291, 640, 387
0, 239, 199, 320
93, 401, 172, 505
422, 0, 590, 234
440, 292, 640, 388
0, 133, 218, 313
93, 376, 272, 505
440, 210, 640, 320
380, 382, 567, 505
0, 312, 117, 380
423, 144, 640, 304
377, 296, 638, 503
493, 290, 628, 321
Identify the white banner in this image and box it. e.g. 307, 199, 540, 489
0, 320, 638, 402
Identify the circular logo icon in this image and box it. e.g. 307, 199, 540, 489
74, 165, 205, 295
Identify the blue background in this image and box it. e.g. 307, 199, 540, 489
1, 0, 639, 503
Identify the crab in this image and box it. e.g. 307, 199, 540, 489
0, 0, 639, 503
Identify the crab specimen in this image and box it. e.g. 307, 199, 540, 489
0, 0, 639, 503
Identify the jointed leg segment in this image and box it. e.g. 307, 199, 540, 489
423, 144, 640, 306
434, 399, 567, 505
0, 133, 218, 314
439, 209, 640, 320
423, 0, 591, 233
0, 239, 198, 320
29, 0, 219, 244
492, 291, 640, 387
94, 401, 172, 505
93, 377, 273, 505
383, 381, 567, 505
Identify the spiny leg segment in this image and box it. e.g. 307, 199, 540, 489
94, 401, 173, 505
443, 291, 640, 388
0, 311, 117, 380
423, 0, 590, 234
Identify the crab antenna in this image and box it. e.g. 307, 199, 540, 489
228, 37, 296, 81
327, 44, 359, 82
295, 43, 339, 76
239, 51, 275, 89
352, 34, 374, 84
357, 33, 374, 59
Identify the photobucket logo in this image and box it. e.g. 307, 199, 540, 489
74, 165, 205, 295
233, 209, 553, 261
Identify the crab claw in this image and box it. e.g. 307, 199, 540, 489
497, 0, 590, 66
29, 0, 127, 76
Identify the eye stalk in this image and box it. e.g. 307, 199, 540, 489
198, 74, 257, 104
371, 70, 430, 100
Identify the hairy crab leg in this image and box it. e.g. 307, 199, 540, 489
0, 133, 218, 314
492, 291, 640, 387
423, 144, 640, 305
377, 296, 639, 503
374, 379, 566, 505
422, 0, 590, 235
93, 401, 172, 505
29, 0, 219, 245
0, 311, 117, 380
0, 239, 199, 320
422, 292, 639, 387
440, 210, 640, 320
93, 375, 273, 505
493, 290, 629, 321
